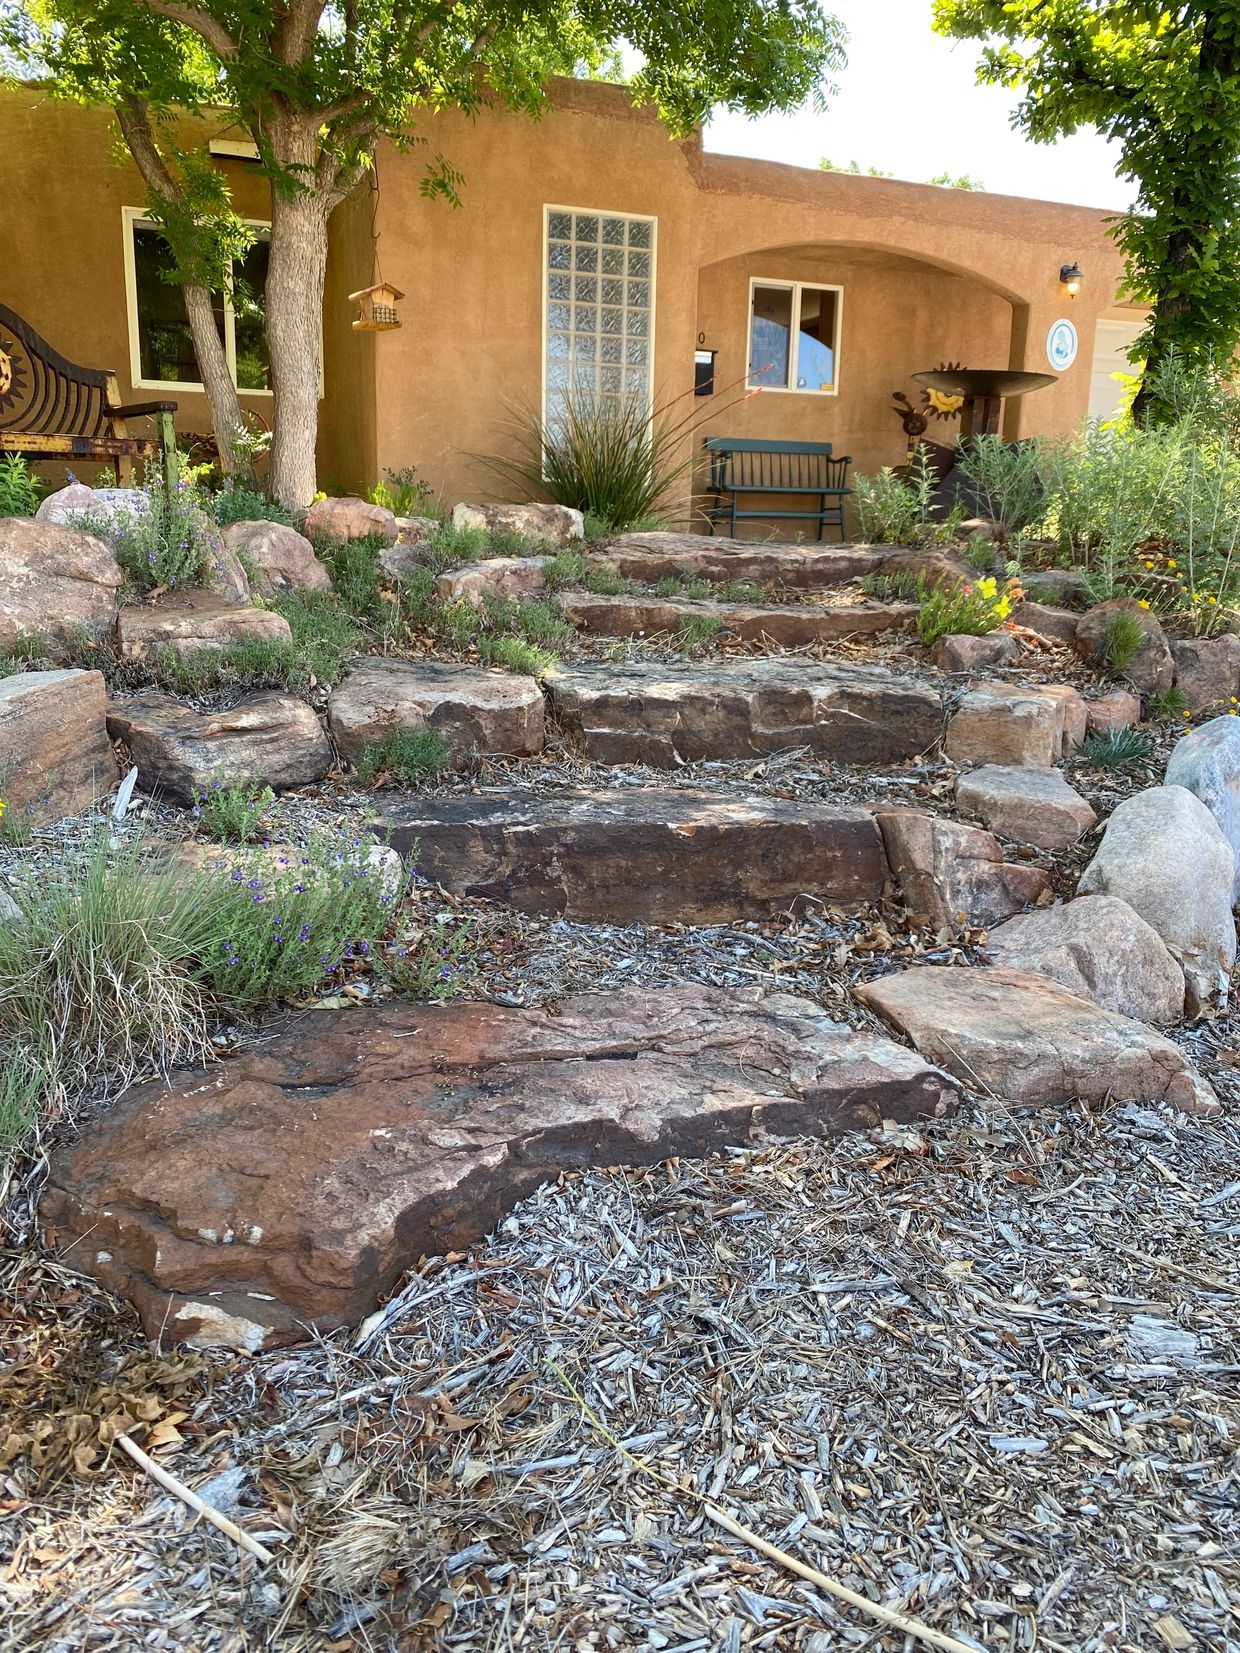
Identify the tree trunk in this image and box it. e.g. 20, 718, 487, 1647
266, 183, 330, 510
182, 285, 248, 475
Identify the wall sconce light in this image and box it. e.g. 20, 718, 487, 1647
1059, 262, 1083, 298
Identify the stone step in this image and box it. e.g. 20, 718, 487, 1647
599, 531, 884, 589
117, 593, 293, 661
376, 787, 886, 923
41, 985, 958, 1347
327, 659, 545, 767
561, 592, 916, 646
544, 658, 944, 767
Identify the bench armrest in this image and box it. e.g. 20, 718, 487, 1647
111, 400, 179, 417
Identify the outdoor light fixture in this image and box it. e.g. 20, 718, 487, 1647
1059, 261, 1083, 297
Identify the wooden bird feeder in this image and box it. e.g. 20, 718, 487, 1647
350, 282, 404, 332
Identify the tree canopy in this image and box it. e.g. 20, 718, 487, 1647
933, 0, 1240, 418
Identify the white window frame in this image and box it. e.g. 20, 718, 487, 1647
541, 204, 658, 426
746, 276, 843, 397
121, 205, 274, 396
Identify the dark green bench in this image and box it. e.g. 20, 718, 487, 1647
704, 437, 852, 542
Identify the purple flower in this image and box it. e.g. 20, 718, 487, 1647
231, 869, 245, 883
247, 877, 261, 890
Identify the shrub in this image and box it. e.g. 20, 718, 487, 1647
319, 534, 388, 622
954, 435, 1047, 538
1077, 727, 1156, 769
369, 465, 434, 519
380, 914, 475, 1000
0, 453, 42, 517
854, 446, 947, 545
211, 482, 293, 527
265, 592, 361, 688
90, 472, 217, 593
357, 727, 452, 784
156, 638, 301, 697
915, 574, 1023, 646
1102, 610, 1145, 671
193, 780, 275, 842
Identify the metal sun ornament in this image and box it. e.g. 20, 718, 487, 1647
0, 336, 28, 414
920, 361, 965, 421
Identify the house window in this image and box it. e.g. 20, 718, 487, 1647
748, 280, 841, 394
124, 210, 272, 393
544, 208, 655, 425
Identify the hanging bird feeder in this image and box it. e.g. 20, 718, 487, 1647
350, 281, 404, 332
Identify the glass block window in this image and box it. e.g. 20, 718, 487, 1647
545, 208, 655, 425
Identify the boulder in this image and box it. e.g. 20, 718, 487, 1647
117, 594, 293, 662
1165, 716, 1240, 903
327, 659, 545, 768
35, 484, 150, 536
1075, 598, 1174, 693
599, 533, 884, 590
304, 495, 397, 546
178, 839, 404, 903
0, 518, 123, 655
1012, 602, 1080, 646
106, 692, 332, 804
39, 985, 960, 1348
451, 501, 584, 546
545, 660, 944, 768
954, 765, 1097, 849
221, 521, 331, 598
1170, 635, 1240, 713
1078, 784, 1236, 1016
1086, 690, 1141, 734
929, 632, 1020, 673
435, 557, 550, 611
984, 896, 1185, 1025
856, 965, 1217, 1117
876, 811, 1049, 930
946, 682, 1085, 768
394, 515, 438, 546
562, 594, 916, 647
376, 788, 887, 923
0, 669, 117, 820
1020, 568, 1088, 608
208, 543, 252, 605
873, 546, 969, 590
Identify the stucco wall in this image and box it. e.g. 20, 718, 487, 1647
320, 181, 378, 492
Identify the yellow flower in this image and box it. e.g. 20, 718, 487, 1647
1144, 560, 1154, 570
0, 799, 6, 818
975, 576, 998, 599
1209, 596, 1218, 604
1168, 559, 1178, 569
1192, 590, 1200, 600
1183, 710, 1192, 718
1138, 599, 1150, 609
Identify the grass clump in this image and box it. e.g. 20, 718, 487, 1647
267, 592, 362, 687
0, 633, 51, 678
915, 573, 1023, 646
1102, 610, 1146, 672
358, 727, 452, 784
656, 574, 710, 601
155, 638, 300, 697
1144, 685, 1189, 721
859, 571, 920, 601
675, 613, 723, 653
193, 780, 275, 842
1077, 727, 1156, 769
479, 634, 559, 676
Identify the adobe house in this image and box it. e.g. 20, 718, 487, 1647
3, 78, 1142, 516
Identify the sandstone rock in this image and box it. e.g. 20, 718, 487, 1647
985, 895, 1185, 1025
178, 838, 404, 903
1170, 635, 1240, 713
221, 521, 331, 597
954, 764, 1097, 849
946, 682, 1085, 768
1165, 715, 1240, 903
1012, 602, 1079, 645
1086, 689, 1142, 734
1039, 683, 1088, 753
40, 985, 959, 1347
0, 669, 116, 819
450, 501, 584, 546
563, 593, 916, 647
857, 965, 1217, 1117
117, 594, 293, 662
873, 546, 969, 590
876, 812, 1049, 930
599, 533, 884, 590
1075, 598, 1174, 693
1078, 784, 1236, 1015
929, 632, 1020, 672
106, 692, 332, 804
1020, 568, 1088, 608
36, 484, 150, 536
304, 495, 397, 546
435, 557, 550, 611
394, 515, 438, 545
546, 660, 943, 768
376, 788, 886, 923
328, 659, 544, 768
379, 542, 431, 582
0, 518, 123, 655
208, 543, 252, 604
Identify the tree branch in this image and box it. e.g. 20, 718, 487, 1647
139, 0, 239, 60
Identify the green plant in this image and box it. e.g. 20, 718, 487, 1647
357, 727, 452, 783
720, 579, 767, 604
369, 466, 432, 518
0, 453, 43, 517
418, 524, 487, 573
964, 538, 998, 571
266, 591, 362, 687
655, 574, 709, 600
859, 571, 921, 601
954, 434, 1047, 538
154, 638, 300, 697
379, 914, 475, 1000
78, 469, 215, 592
212, 481, 293, 527
1077, 727, 1156, 769
915, 573, 1023, 646
0, 633, 51, 678
479, 634, 559, 675
675, 612, 723, 653
318, 534, 387, 622
193, 780, 275, 842
1102, 610, 1145, 672
1143, 685, 1189, 721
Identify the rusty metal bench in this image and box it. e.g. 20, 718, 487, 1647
704, 436, 852, 541
0, 301, 177, 487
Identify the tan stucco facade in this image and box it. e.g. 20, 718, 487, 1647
3, 78, 1135, 515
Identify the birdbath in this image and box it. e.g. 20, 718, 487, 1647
912, 368, 1056, 442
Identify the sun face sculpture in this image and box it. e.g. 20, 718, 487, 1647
920, 360, 965, 422
0, 338, 29, 420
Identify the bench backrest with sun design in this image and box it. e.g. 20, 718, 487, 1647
0, 301, 177, 487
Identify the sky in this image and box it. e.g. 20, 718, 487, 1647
704, 0, 1135, 212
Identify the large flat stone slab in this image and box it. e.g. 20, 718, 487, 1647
117, 593, 293, 661
328, 659, 545, 767
106, 691, 332, 803
561, 593, 916, 645
599, 532, 884, 589
40, 986, 959, 1348
955, 764, 1097, 849
545, 659, 943, 767
376, 788, 886, 922
857, 965, 1217, 1117
0, 668, 117, 819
